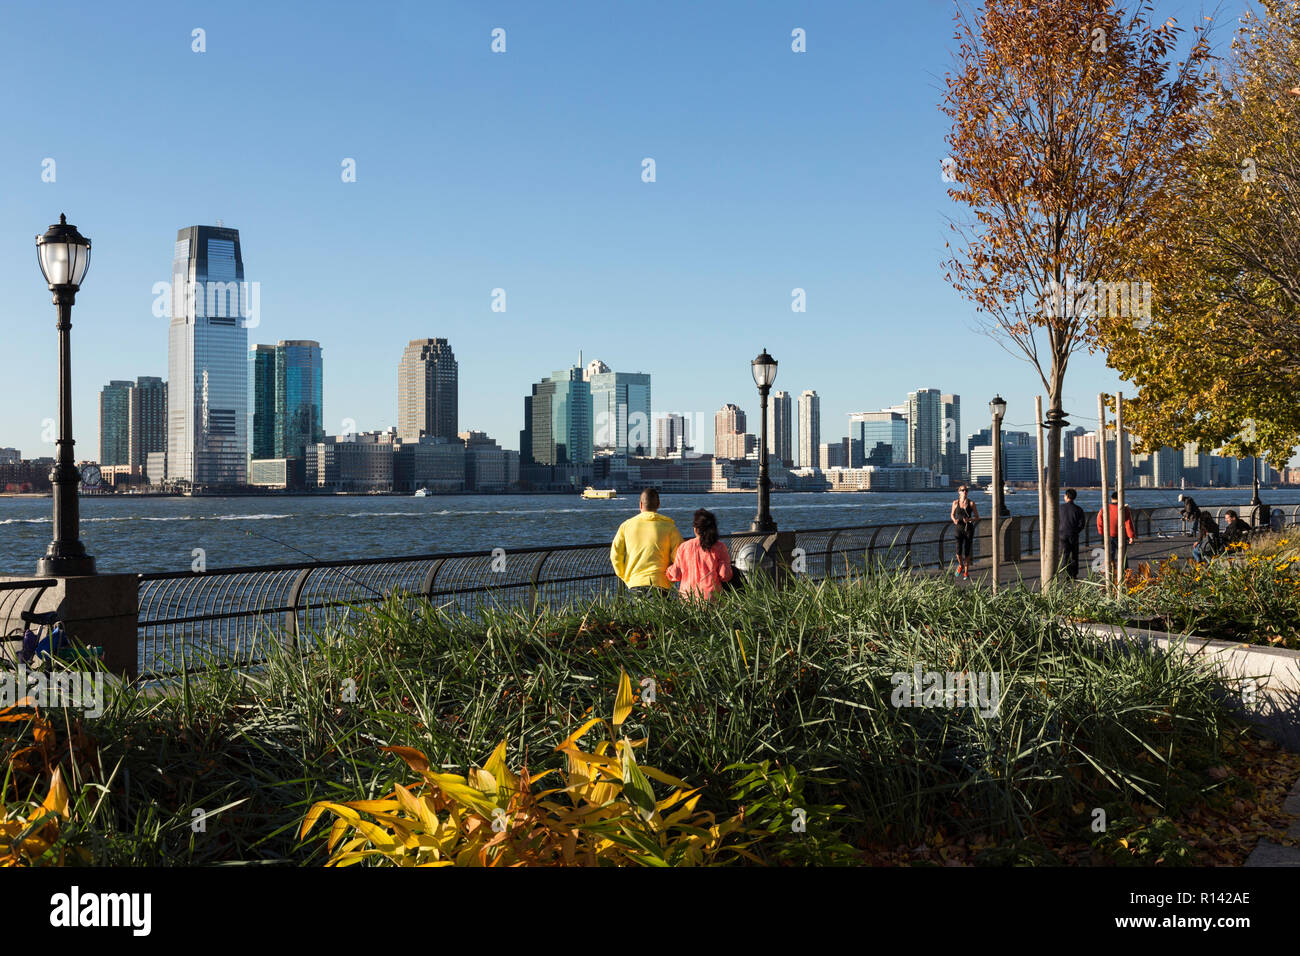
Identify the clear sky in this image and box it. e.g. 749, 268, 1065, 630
0, 0, 1269, 463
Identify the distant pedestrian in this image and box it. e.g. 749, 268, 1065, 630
1097, 491, 1136, 570
1177, 494, 1200, 534
950, 485, 979, 579
610, 488, 683, 596
1192, 510, 1221, 562
1222, 509, 1252, 547
1058, 488, 1086, 579
666, 509, 733, 600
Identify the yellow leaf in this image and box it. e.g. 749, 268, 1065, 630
613, 670, 634, 727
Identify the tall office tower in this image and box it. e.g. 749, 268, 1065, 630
248, 344, 278, 461
588, 366, 652, 454
906, 388, 943, 475
768, 390, 793, 467
276, 340, 324, 459
714, 404, 748, 460
526, 367, 593, 465
99, 380, 134, 466
397, 338, 458, 442
656, 413, 689, 457
519, 395, 534, 466
1061, 425, 1087, 486
583, 358, 610, 381
798, 390, 820, 468
129, 376, 167, 468
167, 224, 250, 486
941, 393, 961, 479
850, 410, 908, 466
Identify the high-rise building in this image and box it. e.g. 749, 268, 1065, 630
99, 380, 133, 466
798, 390, 820, 468
768, 390, 793, 467
850, 411, 908, 467
248, 345, 278, 461
906, 388, 943, 475
588, 366, 652, 455
397, 338, 458, 443
526, 367, 592, 465
656, 413, 690, 457
130, 376, 167, 469
102, 377, 168, 470
167, 224, 250, 486
714, 404, 748, 460
941, 394, 961, 479
276, 340, 324, 460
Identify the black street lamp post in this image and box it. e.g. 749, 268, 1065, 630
750, 349, 778, 534
989, 395, 1007, 592
36, 214, 95, 577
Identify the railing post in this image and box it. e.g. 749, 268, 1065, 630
421, 559, 446, 600
867, 526, 884, 575
529, 551, 551, 617
285, 568, 312, 651
937, 523, 948, 568
824, 530, 842, 582
903, 524, 919, 570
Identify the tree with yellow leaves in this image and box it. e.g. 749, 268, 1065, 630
1099, 0, 1300, 466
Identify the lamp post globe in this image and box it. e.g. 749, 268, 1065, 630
35, 214, 95, 577
750, 349, 778, 534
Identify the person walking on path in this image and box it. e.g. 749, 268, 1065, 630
950, 484, 979, 579
1097, 491, 1137, 571
1058, 488, 1086, 579
1178, 494, 1200, 535
666, 508, 733, 600
610, 488, 683, 596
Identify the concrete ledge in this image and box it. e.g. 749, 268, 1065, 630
1073, 621, 1300, 752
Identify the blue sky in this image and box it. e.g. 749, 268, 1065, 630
0, 0, 1269, 462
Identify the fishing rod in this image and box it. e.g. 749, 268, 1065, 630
239, 526, 387, 601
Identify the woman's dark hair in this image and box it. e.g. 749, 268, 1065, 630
693, 508, 719, 550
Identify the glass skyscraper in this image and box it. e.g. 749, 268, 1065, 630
527, 368, 592, 465
167, 225, 250, 486
275, 340, 324, 459
99, 380, 133, 466
850, 410, 907, 466
768, 390, 793, 467
798, 391, 820, 468
249, 345, 277, 461
588, 367, 651, 454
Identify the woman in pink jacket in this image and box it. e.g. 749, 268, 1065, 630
667, 509, 734, 600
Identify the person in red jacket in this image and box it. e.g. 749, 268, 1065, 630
1096, 491, 1136, 572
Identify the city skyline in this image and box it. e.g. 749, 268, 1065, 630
4, 2, 1279, 471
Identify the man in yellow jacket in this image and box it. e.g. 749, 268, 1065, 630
610, 488, 683, 594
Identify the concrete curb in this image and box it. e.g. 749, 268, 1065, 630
1072, 621, 1300, 752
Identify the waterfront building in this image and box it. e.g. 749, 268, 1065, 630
248, 345, 278, 461
397, 338, 458, 443
588, 366, 652, 455
798, 390, 820, 468
906, 388, 944, 475
768, 390, 793, 467
525, 366, 592, 466
941, 393, 962, 480
167, 224, 250, 486
99, 380, 133, 466
655, 413, 690, 458
850, 411, 908, 467
714, 404, 749, 460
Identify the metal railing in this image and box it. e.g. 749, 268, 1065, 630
132, 502, 1300, 677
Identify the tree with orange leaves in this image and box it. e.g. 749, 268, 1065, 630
942, 0, 1209, 585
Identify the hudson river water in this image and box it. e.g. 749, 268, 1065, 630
2, 489, 1296, 576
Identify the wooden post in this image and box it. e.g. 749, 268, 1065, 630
1116, 392, 1127, 591
1097, 394, 1112, 592
1036, 395, 1047, 587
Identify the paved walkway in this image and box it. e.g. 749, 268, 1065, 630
925, 534, 1197, 590
1246, 776, 1300, 867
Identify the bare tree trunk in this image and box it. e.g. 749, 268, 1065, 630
1042, 381, 1065, 590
